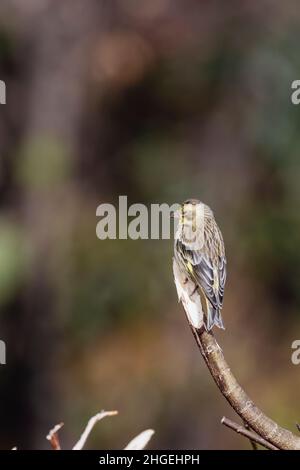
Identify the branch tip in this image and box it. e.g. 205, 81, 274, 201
46, 422, 64, 450
73, 410, 118, 450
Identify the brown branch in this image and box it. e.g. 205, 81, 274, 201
221, 417, 278, 450
188, 324, 300, 450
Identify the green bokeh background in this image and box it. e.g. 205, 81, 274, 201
0, 0, 299, 449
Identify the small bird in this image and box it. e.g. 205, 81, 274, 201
173, 199, 226, 331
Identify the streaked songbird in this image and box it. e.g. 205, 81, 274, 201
173, 199, 226, 331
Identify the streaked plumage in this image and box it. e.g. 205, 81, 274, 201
173, 199, 226, 330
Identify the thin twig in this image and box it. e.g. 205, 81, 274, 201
221, 417, 278, 450
73, 410, 118, 450
243, 420, 258, 450
46, 422, 64, 450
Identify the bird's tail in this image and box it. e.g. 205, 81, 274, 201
205, 303, 225, 331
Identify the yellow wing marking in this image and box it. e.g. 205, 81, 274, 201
187, 262, 194, 274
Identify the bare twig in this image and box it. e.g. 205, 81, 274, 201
73, 410, 118, 450
188, 325, 300, 450
15, 409, 152, 450
124, 429, 155, 450
221, 417, 278, 450
243, 420, 258, 450
46, 423, 64, 450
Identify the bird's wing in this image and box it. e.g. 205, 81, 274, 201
176, 238, 226, 310
218, 254, 226, 308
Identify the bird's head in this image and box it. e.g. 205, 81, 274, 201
181, 199, 202, 222
173, 199, 205, 225
173, 199, 213, 246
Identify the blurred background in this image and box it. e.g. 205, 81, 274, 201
0, 0, 299, 450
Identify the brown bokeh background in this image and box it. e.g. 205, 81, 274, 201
0, 0, 300, 449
